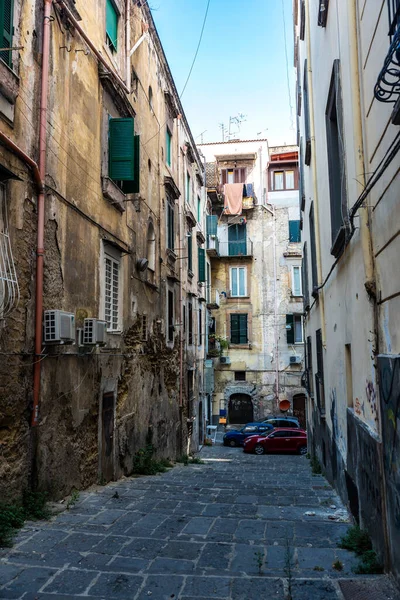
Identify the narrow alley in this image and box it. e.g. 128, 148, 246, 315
1, 446, 397, 600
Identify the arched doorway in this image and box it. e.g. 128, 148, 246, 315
293, 393, 306, 429
228, 394, 253, 424
198, 401, 203, 445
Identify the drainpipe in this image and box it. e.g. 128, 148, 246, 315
125, 0, 131, 91
31, 0, 52, 427
57, 0, 130, 94
177, 118, 183, 409
348, 0, 389, 568
0, 132, 43, 191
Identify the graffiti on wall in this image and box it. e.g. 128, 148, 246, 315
366, 380, 378, 423
354, 397, 365, 418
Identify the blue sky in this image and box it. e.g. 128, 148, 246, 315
151, 0, 296, 146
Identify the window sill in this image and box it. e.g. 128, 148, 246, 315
188, 269, 194, 279
291, 294, 303, 299
230, 343, 251, 349
107, 330, 122, 335
166, 248, 177, 262
102, 177, 126, 213
330, 225, 349, 258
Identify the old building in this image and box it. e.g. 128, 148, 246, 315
198, 140, 305, 427
295, 0, 400, 578
0, 0, 208, 500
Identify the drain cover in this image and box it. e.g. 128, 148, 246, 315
339, 578, 399, 600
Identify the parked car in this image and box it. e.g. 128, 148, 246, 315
223, 423, 274, 447
262, 416, 301, 429
243, 428, 308, 455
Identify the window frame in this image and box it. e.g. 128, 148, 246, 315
230, 266, 247, 297
186, 172, 191, 204
292, 265, 303, 297
230, 313, 248, 345
188, 301, 193, 345
166, 127, 172, 167
271, 168, 299, 191
167, 195, 175, 251
198, 305, 202, 346
294, 314, 303, 344
105, 0, 118, 53
167, 289, 174, 343
0, 0, 14, 67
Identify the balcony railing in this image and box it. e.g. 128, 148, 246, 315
206, 234, 219, 256
206, 289, 220, 309
218, 239, 253, 257
374, 21, 400, 107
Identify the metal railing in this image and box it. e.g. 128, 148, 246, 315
218, 239, 253, 257
375, 2, 400, 104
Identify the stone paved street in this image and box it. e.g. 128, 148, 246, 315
0, 444, 397, 599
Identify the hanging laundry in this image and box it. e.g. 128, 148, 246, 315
245, 183, 254, 197
224, 183, 243, 215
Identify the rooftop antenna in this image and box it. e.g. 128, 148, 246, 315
257, 128, 268, 138
219, 122, 227, 142
228, 113, 247, 139
196, 130, 208, 144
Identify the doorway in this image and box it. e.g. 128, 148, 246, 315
101, 392, 115, 482
293, 393, 306, 429
228, 393, 253, 424
198, 401, 204, 445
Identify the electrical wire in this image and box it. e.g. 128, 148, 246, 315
281, 0, 295, 131
180, 0, 211, 99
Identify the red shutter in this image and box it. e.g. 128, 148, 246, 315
221, 169, 227, 185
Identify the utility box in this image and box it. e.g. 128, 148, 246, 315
290, 355, 302, 364
83, 319, 107, 346
43, 310, 75, 344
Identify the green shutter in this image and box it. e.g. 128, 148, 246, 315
239, 314, 248, 344
188, 233, 193, 271
289, 220, 301, 242
109, 118, 134, 181
198, 247, 206, 282
122, 134, 140, 193
206, 215, 218, 236
0, 0, 14, 66
230, 314, 239, 344
166, 129, 171, 166
106, 0, 118, 51
286, 314, 295, 344
231, 314, 248, 344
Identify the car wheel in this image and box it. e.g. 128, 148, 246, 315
229, 439, 237, 447
254, 444, 265, 455
299, 445, 307, 455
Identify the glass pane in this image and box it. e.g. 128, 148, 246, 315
293, 267, 301, 295
239, 268, 246, 296
231, 268, 238, 296
274, 172, 284, 190
286, 170, 294, 189
295, 316, 302, 343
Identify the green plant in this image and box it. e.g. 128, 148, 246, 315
176, 454, 189, 465
313, 565, 324, 571
159, 458, 174, 469
188, 456, 204, 464
67, 489, 80, 510
310, 455, 322, 474
176, 454, 204, 465
254, 550, 264, 575
353, 550, 383, 574
0, 490, 49, 547
306, 452, 311, 459
339, 525, 372, 555
332, 560, 343, 571
132, 445, 169, 475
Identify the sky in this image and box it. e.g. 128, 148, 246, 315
151, 0, 296, 147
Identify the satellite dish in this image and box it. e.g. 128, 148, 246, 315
279, 399, 290, 412
137, 258, 149, 272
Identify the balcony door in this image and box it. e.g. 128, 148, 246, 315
228, 223, 246, 256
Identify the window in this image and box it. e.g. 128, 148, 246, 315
188, 302, 193, 344
108, 118, 140, 193
104, 246, 121, 332
286, 314, 303, 344
315, 329, 325, 413
198, 306, 202, 346
230, 314, 248, 344
274, 171, 284, 190
206, 262, 211, 303
186, 172, 191, 203
148, 86, 153, 111
326, 60, 348, 257
187, 231, 193, 272
292, 266, 302, 296
306, 335, 314, 395
289, 220, 301, 242
300, 0, 305, 40
106, 0, 118, 52
166, 128, 172, 167
235, 371, 246, 381
167, 196, 175, 251
302, 241, 310, 311
286, 170, 295, 189
230, 267, 247, 297
198, 247, 206, 282
197, 196, 201, 223
221, 168, 246, 185
303, 60, 311, 165
147, 222, 156, 271
299, 138, 305, 211
141, 315, 148, 341
167, 290, 174, 342
309, 203, 318, 290
0, 0, 14, 66
318, 0, 330, 27
345, 344, 353, 408
228, 223, 247, 256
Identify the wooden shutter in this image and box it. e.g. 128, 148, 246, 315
239, 314, 248, 344
206, 215, 218, 236
286, 314, 295, 344
109, 118, 134, 181
106, 0, 118, 50
230, 314, 239, 344
309, 203, 318, 290
188, 233, 193, 271
198, 248, 206, 282
304, 59, 311, 165
302, 242, 310, 311
122, 134, 140, 193
221, 169, 227, 185
316, 328, 325, 413
289, 220, 301, 242
231, 314, 247, 344
0, 0, 14, 66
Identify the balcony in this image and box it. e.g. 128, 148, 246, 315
218, 239, 253, 257
207, 234, 219, 256
207, 289, 220, 309
374, 23, 400, 124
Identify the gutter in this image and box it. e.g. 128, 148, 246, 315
0, 132, 43, 190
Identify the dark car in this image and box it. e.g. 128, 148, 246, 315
262, 416, 301, 429
223, 423, 274, 447
243, 428, 308, 455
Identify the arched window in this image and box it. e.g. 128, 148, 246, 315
147, 222, 156, 272
148, 86, 153, 111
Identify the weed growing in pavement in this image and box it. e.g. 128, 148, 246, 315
313, 565, 324, 571
254, 550, 264, 575
310, 455, 322, 474
0, 490, 49, 547
332, 560, 343, 571
339, 525, 383, 574
176, 454, 204, 466
284, 537, 295, 600
306, 452, 311, 459
67, 489, 80, 509
132, 445, 170, 475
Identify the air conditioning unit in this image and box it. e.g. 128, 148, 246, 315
83, 319, 107, 346
220, 356, 231, 365
290, 355, 302, 364
43, 310, 75, 344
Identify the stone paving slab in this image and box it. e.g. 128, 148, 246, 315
1, 444, 397, 600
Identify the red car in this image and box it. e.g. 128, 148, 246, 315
243, 428, 307, 455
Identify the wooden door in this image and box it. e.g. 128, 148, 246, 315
293, 393, 306, 429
